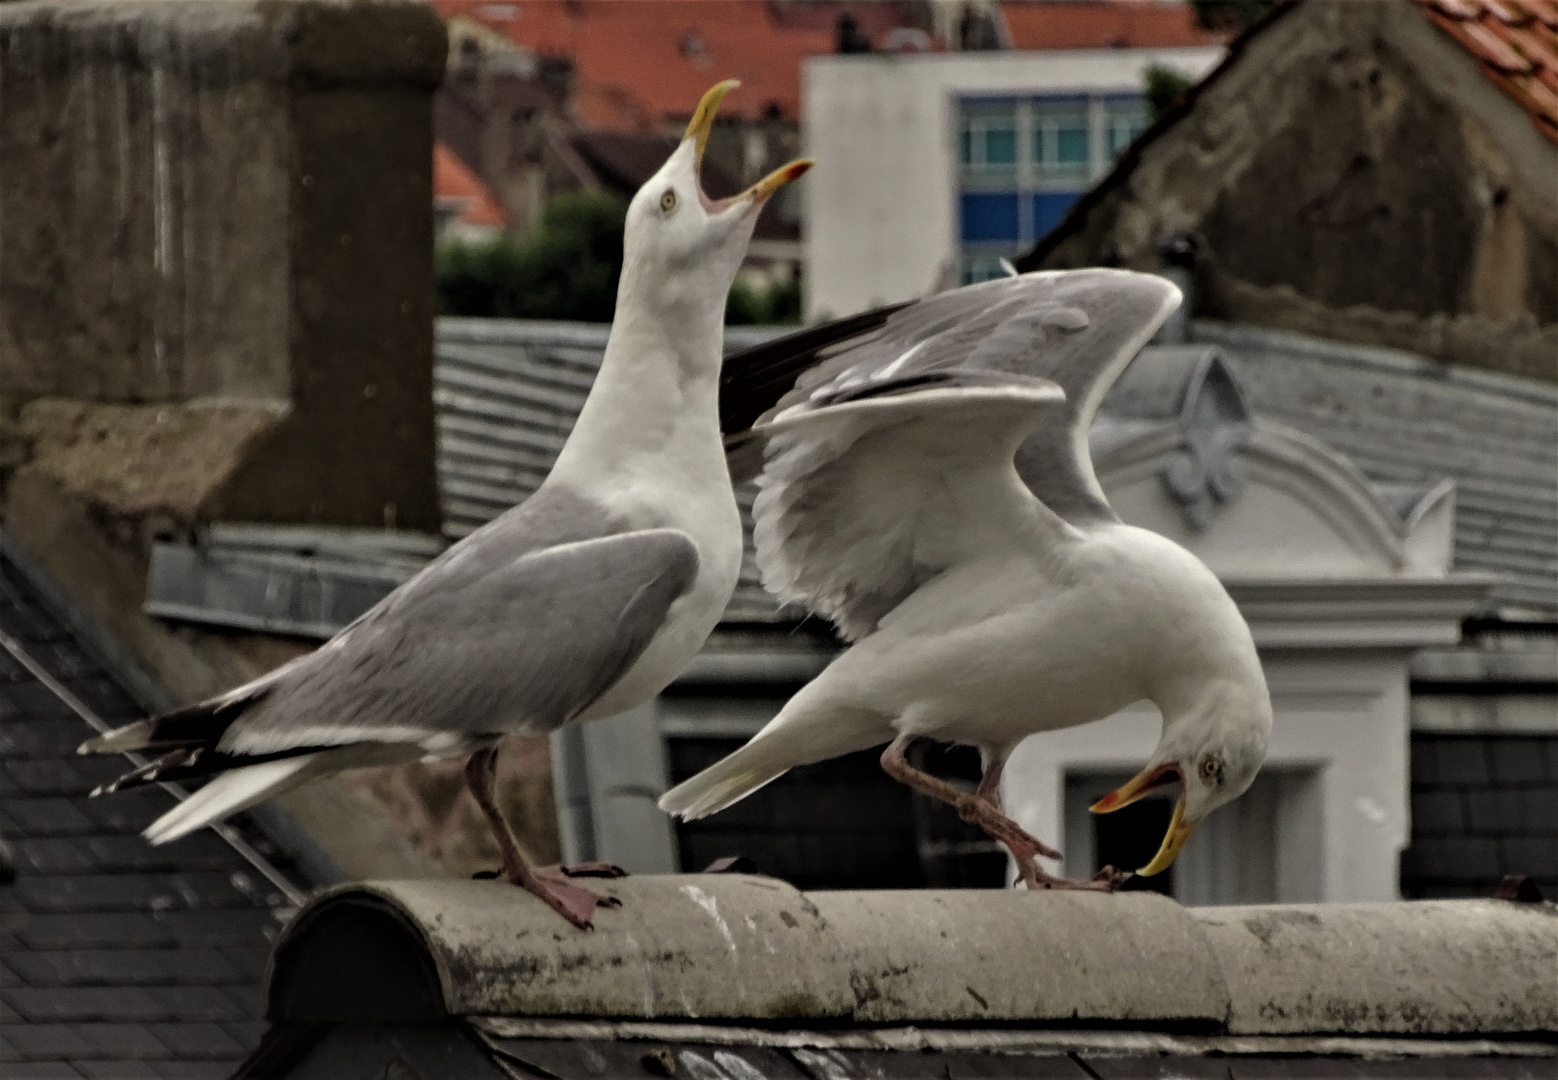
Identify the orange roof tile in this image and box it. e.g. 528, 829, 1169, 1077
428, 2, 1220, 133
1000, 1, 1228, 50
434, 142, 509, 227
431, 1, 914, 131
1418, 0, 1558, 143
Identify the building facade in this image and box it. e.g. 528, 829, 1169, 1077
802, 47, 1222, 317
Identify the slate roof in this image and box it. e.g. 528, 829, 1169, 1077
434, 316, 1558, 623
0, 535, 306, 1079
1196, 321, 1558, 616
1418, 0, 1558, 143
1404, 731, 1558, 899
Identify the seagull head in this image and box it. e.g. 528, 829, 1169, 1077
620, 80, 811, 316
1089, 676, 1272, 878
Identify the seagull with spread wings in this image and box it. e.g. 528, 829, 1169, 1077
79, 81, 810, 928
664, 269, 1272, 889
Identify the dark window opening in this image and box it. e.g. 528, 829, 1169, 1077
1088, 791, 1176, 897
667, 737, 1007, 890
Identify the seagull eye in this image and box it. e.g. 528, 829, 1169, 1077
660, 189, 677, 213
1198, 755, 1224, 785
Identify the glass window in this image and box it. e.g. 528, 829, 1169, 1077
960, 104, 1018, 181
1056, 124, 1089, 165
1105, 98, 1148, 161
1033, 100, 1088, 178
983, 126, 1016, 166
959, 192, 1020, 243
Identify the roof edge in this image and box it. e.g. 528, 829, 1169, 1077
268, 877, 1558, 1035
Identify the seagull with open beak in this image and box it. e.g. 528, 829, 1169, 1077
78, 81, 810, 929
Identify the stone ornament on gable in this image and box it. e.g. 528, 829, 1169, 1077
1160, 351, 1253, 531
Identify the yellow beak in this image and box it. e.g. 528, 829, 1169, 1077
684, 79, 740, 167
1137, 795, 1197, 877
1089, 761, 1197, 876
742, 158, 812, 204
684, 80, 812, 207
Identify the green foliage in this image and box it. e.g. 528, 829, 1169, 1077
1143, 64, 1195, 123
1189, 0, 1278, 33
436, 192, 627, 321
726, 275, 803, 326
437, 189, 804, 325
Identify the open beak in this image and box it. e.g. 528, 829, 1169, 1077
1137, 796, 1197, 876
1090, 761, 1198, 877
683, 80, 811, 212
683, 79, 740, 168
740, 158, 812, 206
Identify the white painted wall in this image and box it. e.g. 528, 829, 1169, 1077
1000, 426, 1484, 902
1007, 651, 1413, 903
801, 47, 1223, 319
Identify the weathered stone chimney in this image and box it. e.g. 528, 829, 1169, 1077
0, 0, 446, 533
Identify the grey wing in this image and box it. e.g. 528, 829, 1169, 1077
754, 372, 1066, 641
222, 527, 700, 755
736, 268, 1180, 525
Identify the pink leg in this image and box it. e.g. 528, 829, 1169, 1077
975, 751, 1005, 807
882, 736, 1128, 893
465, 746, 619, 928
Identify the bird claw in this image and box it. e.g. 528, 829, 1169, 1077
1012, 859, 1132, 892
552, 860, 628, 879
1095, 865, 1133, 889
471, 864, 622, 926
524, 866, 620, 927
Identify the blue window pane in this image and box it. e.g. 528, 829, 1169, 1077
1057, 127, 1089, 164
960, 129, 972, 165
960, 192, 1020, 243
984, 128, 1016, 165
1033, 191, 1081, 237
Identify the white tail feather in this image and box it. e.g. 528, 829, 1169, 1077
144, 755, 321, 845
658, 740, 792, 821
661, 703, 896, 821
78, 720, 156, 755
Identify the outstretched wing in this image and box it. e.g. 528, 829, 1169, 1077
86, 484, 698, 784
754, 370, 1066, 641
725, 268, 1180, 523
743, 268, 1180, 640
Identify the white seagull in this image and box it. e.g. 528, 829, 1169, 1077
80, 81, 811, 927
662, 269, 1273, 888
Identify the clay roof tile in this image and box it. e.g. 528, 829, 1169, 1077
1418, 0, 1558, 142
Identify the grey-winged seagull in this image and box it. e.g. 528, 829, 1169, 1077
662, 269, 1273, 888
80, 81, 811, 927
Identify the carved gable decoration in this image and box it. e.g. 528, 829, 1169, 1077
1092, 345, 1457, 582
